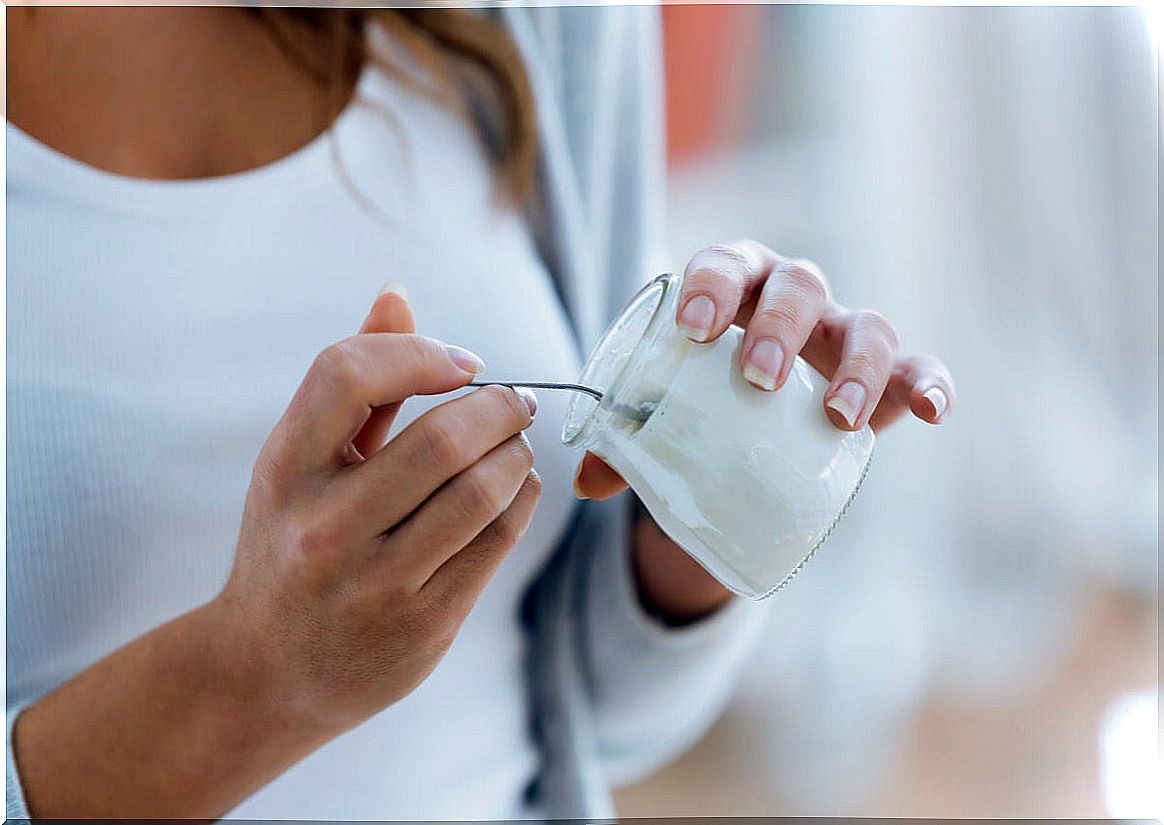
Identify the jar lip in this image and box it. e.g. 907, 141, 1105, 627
561, 272, 680, 446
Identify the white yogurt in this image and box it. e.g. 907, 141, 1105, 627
599, 329, 873, 597
564, 273, 875, 599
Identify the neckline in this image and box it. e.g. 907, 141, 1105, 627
6, 63, 378, 218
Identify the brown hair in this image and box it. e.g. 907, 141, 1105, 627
249, 9, 538, 202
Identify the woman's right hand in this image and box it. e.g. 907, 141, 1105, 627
13, 302, 543, 818
211, 331, 541, 737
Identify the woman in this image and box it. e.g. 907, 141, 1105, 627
5, 6, 955, 820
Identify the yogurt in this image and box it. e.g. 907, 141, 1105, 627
562, 273, 874, 599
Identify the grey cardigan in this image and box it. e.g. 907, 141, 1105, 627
499, 6, 764, 818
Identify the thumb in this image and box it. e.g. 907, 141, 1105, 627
352, 281, 417, 459
360, 280, 416, 336
573, 452, 629, 500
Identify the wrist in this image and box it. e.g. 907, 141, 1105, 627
629, 503, 734, 626
14, 600, 333, 818
195, 595, 336, 747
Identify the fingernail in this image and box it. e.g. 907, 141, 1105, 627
742, 339, 784, 391
826, 381, 867, 427
514, 387, 538, 419
572, 464, 590, 500
677, 295, 716, 342
923, 386, 948, 420
378, 280, 408, 299
445, 344, 486, 374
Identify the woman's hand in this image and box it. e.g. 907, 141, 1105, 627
13, 290, 541, 818
574, 240, 956, 623
216, 323, 541, 735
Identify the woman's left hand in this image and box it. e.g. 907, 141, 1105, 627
574, 240, 956, 622
576, 239, 956, 496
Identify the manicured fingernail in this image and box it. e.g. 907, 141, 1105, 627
742, 339, 784, 391
445, 344, 485, 374
826, 381, 867, 427
378, 280, 408, 299
572, 464, 590, 500
677, 295, 716, 342
923, 386, 948, 420
514, 387, 538, 419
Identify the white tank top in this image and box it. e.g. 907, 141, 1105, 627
5, 56, 583, 819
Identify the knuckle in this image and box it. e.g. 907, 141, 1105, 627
455, 466, 505, 521
753, 302, 804, 337
510, 434, 535, 472
417, 416, 463, 467
292, 512, 343, 560
853, 309, 900, 349
252, 440, 294, 500
486, 512, 522, 548
845, 348, 885, 377
481, 384, 529, 426
702, 242, 752, 267
780, 261, 829, 301
415, 593, 467, 650
488, 472, 540, 548
376, 577, 415, 609
870, 335, 898, 366
400, 333, 443, 366
789, 256, 827, 279
687, 244, 752, 283
521, 470, 542, 505
399, 596, 446, 640
918, 352, 950, 381
314, 339, 364, 393
891, 355, 920, 384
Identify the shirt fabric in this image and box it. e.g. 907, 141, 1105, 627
6, 6, 765, 820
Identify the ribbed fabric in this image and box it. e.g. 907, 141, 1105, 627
6, 33, 580, 819
7, 7, 765, 819
6, 703, 31, 819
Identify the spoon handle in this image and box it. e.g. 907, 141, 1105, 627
468, 381, 604, 402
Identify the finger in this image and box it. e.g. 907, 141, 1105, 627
573, 452, 627, 500
353, 283, 417, 460
739, 259, 831, 391
335, 384, 536, 533
677, 241, 777, 343
419, 469, 541, 616
378, 433, 535, 591
280, 333, 485, 473
358, 281, 415, 337
822, 310, 900, 431
868, 353, 956, 431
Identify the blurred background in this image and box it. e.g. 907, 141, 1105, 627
616, 5, 1159, 819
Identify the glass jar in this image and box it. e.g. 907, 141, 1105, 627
562, 272, 875, 599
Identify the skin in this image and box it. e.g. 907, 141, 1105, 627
578, 243, 955, 617
7, 7, 956, 818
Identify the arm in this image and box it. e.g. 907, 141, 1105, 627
8, 296, 544, 818
10, 602, 327, 818
615, 488, 735, 625
577, 239, 959, 782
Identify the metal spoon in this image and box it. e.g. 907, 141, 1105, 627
468, 381, 604, 402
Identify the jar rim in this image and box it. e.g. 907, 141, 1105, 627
560, 272, 680, 446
